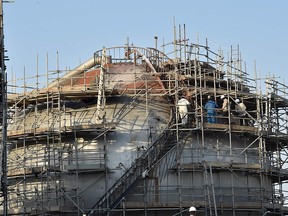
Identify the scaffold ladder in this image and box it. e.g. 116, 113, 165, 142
95, 48, 106, 124
44, 88, 64, 210
204, 162, 218, 216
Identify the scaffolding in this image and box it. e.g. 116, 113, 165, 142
0, 24, 288, 216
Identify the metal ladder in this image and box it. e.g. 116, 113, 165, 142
95, 48, 106, 124
204, 162, 218, 216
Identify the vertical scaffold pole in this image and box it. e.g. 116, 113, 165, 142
0, 0, 8, 215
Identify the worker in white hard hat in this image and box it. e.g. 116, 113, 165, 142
204, 95, 218, 123
189, 206, 197, 215
235, 98, 247, 125
177, 95, 191, 125
220, 95, 229, 124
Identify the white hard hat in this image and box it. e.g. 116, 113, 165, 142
189, 206, 197, 212
235, 99, 240, 103
220, 95, 225, 99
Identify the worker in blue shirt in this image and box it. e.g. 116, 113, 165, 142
204, 95, 218, 123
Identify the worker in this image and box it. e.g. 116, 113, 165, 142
189, 206, 197, 215
235, 99, 247, 125
220, 95, 229, 124
177, 95, 191, 125
204, 95, 218, 123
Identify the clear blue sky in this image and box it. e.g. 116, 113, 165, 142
3, 0, 288, 87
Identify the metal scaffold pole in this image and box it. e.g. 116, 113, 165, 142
0, 0, 8, 215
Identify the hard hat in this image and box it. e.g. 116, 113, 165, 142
235, 99, 240, 103
189, 206, 197, 212
220, 95, 225, 99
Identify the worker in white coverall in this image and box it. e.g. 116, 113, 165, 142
220, 95, 229, 124
235, 98, 247, 125
177, 96, 191, 125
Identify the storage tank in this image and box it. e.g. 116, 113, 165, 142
3, 42, 288, 216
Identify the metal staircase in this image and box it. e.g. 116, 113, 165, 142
86, 128, 172, 215
86, 121, 194, 215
